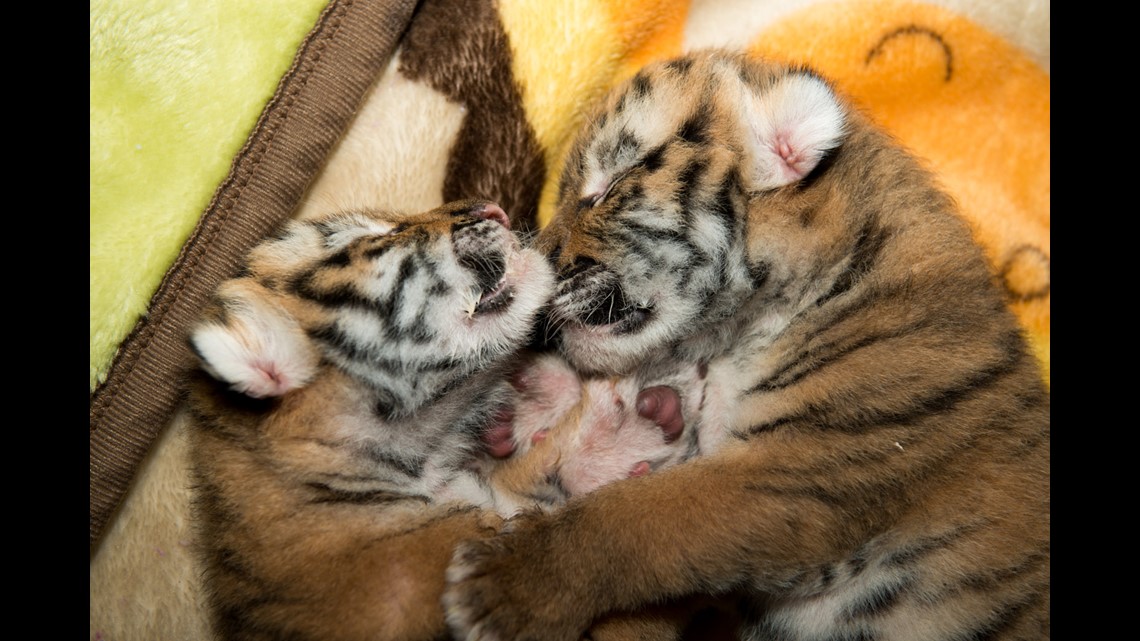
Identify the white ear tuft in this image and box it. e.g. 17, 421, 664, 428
741, 72, 846, 190
317, 213, 397, 251
190, 280, 319, 398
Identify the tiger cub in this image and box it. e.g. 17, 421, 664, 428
443, 51, 1050, 641
186, 199, 696, 641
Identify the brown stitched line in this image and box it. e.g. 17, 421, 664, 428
90, 0, 418, 552
89, 1, 349, 429
88, 0, 352, 549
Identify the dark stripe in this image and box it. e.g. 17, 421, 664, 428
614, 90, 631, 116
293, 274, 394, 317
406, 309, 436, 344
744, 480, 847, 507
745, 413, 798, 436
188, 372, 279, 422
617, 217, 688, 245
748, 260, 770, 290
748, 330, 1025, 435
677, 110, 709, 145
558, 255, 598, 280
888, 332, 1024, 421
710, 168, 739, 231
798, 144, 840, 189
309, 324, 462, 376
641, 143, 667, 173
381, 255, 425, 340
951, 551, 1049, 594
309, 323, 379, 364
804, 280, 904, 342
559, 147, 587, 200
845, 579, 909, 618
630, 71, 652, 98
882, 520, 992, 567
385, 504, 484, 541
797, 201, 820, 227
819, 563, 835, 589
848, 543, 871, 576
359, 441, 427, 477
374, 396, 396, 419
323, 247, 352, 267
749, 318, 931, 394
362, 238, 395, 261
815, 218, 890, 307
611, 180, 644, 214
304, 482, 427, 505
313, 218, 346, 239
675, 157, 708, 219
615, 129, 641, 160
665, 57, 693, 74
967, 590, 1047, 641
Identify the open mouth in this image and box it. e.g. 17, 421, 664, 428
553, 264, 653, 335
474, 274, 513, 315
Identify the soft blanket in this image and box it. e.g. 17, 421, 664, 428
89, 1, 1049, 638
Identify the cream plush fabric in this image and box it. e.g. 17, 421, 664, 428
90, 1, 1048, 638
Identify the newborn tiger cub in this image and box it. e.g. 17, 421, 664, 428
185, 199, 695, 641
444, 51, 1050, 641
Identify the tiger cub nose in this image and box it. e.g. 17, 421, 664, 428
471, 203, 510, 229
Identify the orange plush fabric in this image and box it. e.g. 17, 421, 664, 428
746, 0, 1050, 385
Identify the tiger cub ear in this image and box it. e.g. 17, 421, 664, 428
248, 213, 397, 276
738, 70, 846, 190
190, 279, 319, 398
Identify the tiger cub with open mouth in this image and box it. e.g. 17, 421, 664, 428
186, 198, 698, 641
444, 51, 1050, 641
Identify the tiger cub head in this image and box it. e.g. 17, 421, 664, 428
537, 51, 846, 374
190, 199, 555, 415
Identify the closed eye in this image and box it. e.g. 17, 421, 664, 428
581, 167, 636, 209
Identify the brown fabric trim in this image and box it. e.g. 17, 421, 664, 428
89, 0, 419, 553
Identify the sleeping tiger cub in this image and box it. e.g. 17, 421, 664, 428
443, 50, 1050, 641
185, 198, 699, 641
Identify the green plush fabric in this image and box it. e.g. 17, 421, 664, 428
90, 0, 329, 391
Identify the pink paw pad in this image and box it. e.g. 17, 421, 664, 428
481, 405, 517, 458
635, 386, 684, 443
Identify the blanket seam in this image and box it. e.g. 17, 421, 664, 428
88, 0, 352, 429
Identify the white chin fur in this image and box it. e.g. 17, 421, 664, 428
558, 323, 658, 375
449, 247, 554, 355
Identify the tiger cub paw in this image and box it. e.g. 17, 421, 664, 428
502, 353, 585, 453
444, 513, 584, 641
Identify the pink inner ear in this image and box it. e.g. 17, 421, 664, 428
253, 361, 290, 397
774, 131, 813, 182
